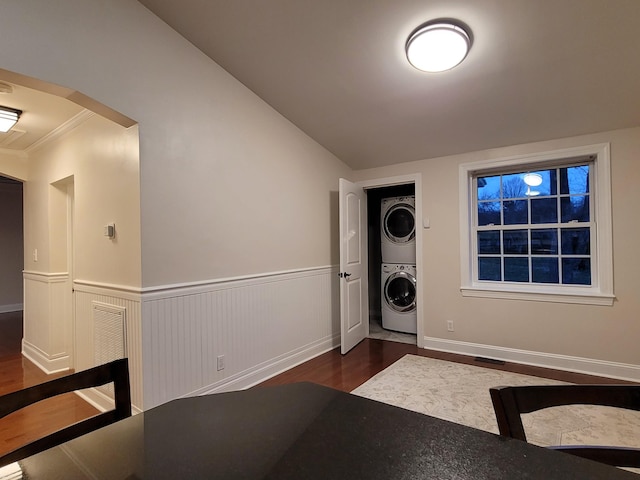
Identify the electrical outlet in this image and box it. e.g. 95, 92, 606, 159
447, 321, 454, 332
217, 355, 225, 371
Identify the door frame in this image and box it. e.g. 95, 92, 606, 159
357, 173, 424, 348
65, 180, 76, 370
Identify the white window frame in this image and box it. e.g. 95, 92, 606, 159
459, 143, 614, 305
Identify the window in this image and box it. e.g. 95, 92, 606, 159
459, 144, 614, 305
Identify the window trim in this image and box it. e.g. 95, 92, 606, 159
459, 143, 614, 305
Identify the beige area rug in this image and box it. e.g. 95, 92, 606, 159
351, 354, 640, 452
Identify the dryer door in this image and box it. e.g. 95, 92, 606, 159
384, 271, 417, 313
383, 203, 416, 244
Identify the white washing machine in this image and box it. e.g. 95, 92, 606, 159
381, 263, 417, 334
381, 196, 416, 264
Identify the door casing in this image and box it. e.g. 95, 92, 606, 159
357, 173, 424, 348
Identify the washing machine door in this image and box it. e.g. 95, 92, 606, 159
384, 271, 417, 313
383, 203, 416, 244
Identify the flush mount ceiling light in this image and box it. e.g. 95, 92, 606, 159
0, 106, 22, 133
523, 173, 543, 196
523, 173, 543, 187
406, 21, 471, 72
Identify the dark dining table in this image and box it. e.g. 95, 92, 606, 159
16, 382, 637, 479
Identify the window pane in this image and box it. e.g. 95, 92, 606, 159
560, 165, 589, 195
503, 230, 528, 254
531, 198, 557, 224
504, 257, 529, 282
531, 229, 557, 254
532, 257, 559, 283
472, 159, 596, 290
503, 173, 527, 199
561, 196, 589, 222
478, 257, 501, 281
504, 200, 528, 224
477, 175, 500, 200
478, 201, 501, 226
562, 258, 591, 285
561, 228, 590, 255
478, 231, 500, 254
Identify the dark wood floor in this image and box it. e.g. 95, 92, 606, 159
0, 311, 99, 457
258, 337, 631, 392
0, 311, 630, 458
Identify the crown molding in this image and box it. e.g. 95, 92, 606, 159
25, 109, 95, 155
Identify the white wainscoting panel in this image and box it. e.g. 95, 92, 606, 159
93, 301, 127, 397
22, 272, 71, 373
74, 283, 142, 411
141, 266, 340, 409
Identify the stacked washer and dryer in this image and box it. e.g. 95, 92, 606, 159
380, 196, 417, 334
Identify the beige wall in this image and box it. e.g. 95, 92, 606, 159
4, 1, 634, 391
0, 181, 23, 308
355, 127, 640, 366
0, 1, 350, 406
0, 154, 28, 181
0, 1, 351, 289
25, 115, 141, 286
18, 111, 141, 383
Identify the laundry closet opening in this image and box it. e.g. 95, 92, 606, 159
366, 183, 417, 345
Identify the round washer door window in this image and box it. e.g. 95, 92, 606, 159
384, 204, 416, 243
384, 272, 417, 313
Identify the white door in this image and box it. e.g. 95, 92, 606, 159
339, 178, 368, 354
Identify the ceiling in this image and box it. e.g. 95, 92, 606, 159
0, 80, 84, 154
138, 0, 640, 170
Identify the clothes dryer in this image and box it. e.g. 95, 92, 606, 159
381, 196, 416, 264
381, 263, 417, 334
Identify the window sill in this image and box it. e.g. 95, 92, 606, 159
460, 285, 615, 306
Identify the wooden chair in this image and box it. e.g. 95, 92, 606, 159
0, 358, 131, 467
490, 384, 640, 468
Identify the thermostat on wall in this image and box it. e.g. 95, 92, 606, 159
104, 223, 116, 238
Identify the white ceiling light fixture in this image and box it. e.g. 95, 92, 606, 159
0, 106, 22, 133
523, 173, 543, 187
523, 173, 543, 196
406, 21, 472, 73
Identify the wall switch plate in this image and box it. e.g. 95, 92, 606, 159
447, 321, 454, 332
104, 223, 116, 238
217, 355, 225, 371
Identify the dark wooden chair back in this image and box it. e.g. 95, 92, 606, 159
0, 358, 131, 467
490, 384, 640, 467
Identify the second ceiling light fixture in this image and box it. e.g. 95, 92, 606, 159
406, 20, 472, 73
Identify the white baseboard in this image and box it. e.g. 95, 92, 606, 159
0, 303, 23, 313
187, 334, 340, 397
76, 389, 142, 416
423, 336, 640, 382
22, 339, 70, 374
